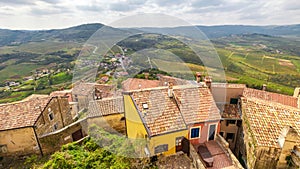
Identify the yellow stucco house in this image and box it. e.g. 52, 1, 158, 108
124, 84, 221, 156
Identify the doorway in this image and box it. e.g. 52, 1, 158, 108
208, 124, 216, 141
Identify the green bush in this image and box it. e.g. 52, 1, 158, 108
41, 138, 131, 169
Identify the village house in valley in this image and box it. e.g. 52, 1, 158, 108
0, 94, 74, 157
238, 88, 300, 168
123, 82, 243, 168
1, 71, 299, 169
211, 83, 245, 152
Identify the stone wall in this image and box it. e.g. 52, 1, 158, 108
277, 127, 300, 168
189, 143, 205, 169
35, 97, 73, 136
38, 119, 87, 154
216, 134, 244, 169
86, 114, 125, 135
253, 147, 280, 168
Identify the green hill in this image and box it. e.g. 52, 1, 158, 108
0, 23, 299, 100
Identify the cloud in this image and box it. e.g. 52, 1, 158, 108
108, 0, 147, 12
0, 0, 299, 30
108, 3, 135, 12
76, 4, 103, 12
29, 3, 72, 16
39, 0, 62, 4
0, 0, 34, 5
190, 0, 223, 8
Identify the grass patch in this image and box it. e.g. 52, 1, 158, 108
0, 63, 41, 82
51, 72, 72, 85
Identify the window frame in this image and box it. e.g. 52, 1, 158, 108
53, 123, 58, 131
207, 123, 218, 141
154, 144, 168, 154
175, 136, 184, 146
48, 112, 54, 121
190, 126, 201, 139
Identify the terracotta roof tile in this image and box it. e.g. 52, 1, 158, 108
0, 95, 51, 131
122, 78, 160, 91
132, 88, 187, 136
217, 104, 241, 119
241, 97, 300, 147
243, 88, 298, 108
72, 83, 95, 96
130, 85, 221, 136
50, 90, 73, 102
72, 83, 116, 98
173, 86, 221, 124
157, 74, 191, 86
211, 83, 246, 88
88, 97, 124, 117
122, 75, 191, 91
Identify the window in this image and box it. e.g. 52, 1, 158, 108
230, 98, 238, 104
53, 123, 58, 131
175, 136, 183, 146
0, 145, 7, 153
48, 113, 54, 121
226, 133, 235, 142
190, 127, 201, 139
154, 144, 168, 154
226, 120, 236, 126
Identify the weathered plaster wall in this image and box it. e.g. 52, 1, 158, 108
0, 127, 40, 156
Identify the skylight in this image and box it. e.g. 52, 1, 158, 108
142, 103, 148, 109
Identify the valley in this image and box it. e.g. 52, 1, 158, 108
0, 23, 299, 103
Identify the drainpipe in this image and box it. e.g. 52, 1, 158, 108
33, 126, 43, 156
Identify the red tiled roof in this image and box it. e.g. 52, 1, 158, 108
122, 78, 160, 91
173, 86, 221, 124
122, 75, 191, 91
129, 85, 221, 136
72, 83, 116, 98
88, 97, 124, 117
243, 88, 298, 108
72, 83, 95, 96
0, 96, 51, 131
132, 87, 187, 136
157, 74, 191, 86
241, 97, 300, 147
211, 83, 246, 88
217, 104, 241, 119
50, 90, 73, 102
94, 84, 116, 98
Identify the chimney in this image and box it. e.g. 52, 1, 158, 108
204, 76, 212, 89
144, 72, 149, 79
195, 72, 202, 83
168, 82, 173, 98
262, 84, 267, 91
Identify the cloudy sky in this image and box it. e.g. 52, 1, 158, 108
0, 0, 299, 30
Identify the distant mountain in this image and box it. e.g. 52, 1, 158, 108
138, 24, 300, 39
0, 23, 104, 46
197, 25, 300, 38
1, 23, 299, 47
